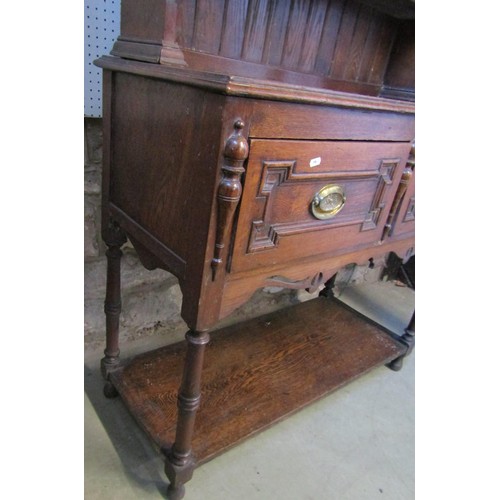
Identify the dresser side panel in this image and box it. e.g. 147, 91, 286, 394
109, 72, 225, 276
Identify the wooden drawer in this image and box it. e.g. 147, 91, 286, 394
230, 139, 412, 273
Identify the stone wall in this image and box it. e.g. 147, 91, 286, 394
84, 118, 385, 350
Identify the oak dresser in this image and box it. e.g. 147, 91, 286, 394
95, 1, 415, 498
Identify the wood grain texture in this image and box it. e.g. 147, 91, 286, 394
241, 0, 270, 62
343, 3, 373, 81
281, 0, 311, 68
113, 0, 413, 98
97, 54, 414, 331
110, 297, 406, 464
211, 121, 249, 280
250, 99, 415, 140
314, 0, 345, 74
219, 236, 414, 318
357, 10, 385, 82
119, 0, 165, 42
98, 4, 415, 495
219, 0, 249, 58
262, 0, 291, 66
367, 14, 397, 84
97, 53, 382, 99
230, 139, 411, 273
110, 73, 223, 265
176, 0, 197, 49
107, 72, 230, 331
193, 0, 225, 53
329, 0, 361, 79
297, 0, 328, 72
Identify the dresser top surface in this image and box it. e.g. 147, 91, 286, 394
96, 55, 415, 115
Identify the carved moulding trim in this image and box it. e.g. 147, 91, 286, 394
248, 161, 294, 252
361, 159, 400, 231
249, 215, 366, 252
220, 237, 414, 321
403, 196, 415, 222
247, 158, 400, 253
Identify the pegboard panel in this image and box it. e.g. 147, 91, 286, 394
84, 0, 120, 117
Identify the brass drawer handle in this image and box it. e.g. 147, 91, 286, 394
311, 184, 346, 220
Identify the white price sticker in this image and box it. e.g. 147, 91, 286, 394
309, 157, 321, 168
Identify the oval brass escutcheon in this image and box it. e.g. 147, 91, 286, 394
311, 184, 346, 220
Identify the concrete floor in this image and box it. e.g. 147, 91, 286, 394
84, 280, 415, 500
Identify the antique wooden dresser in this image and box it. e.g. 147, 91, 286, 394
95, 1, 415, 498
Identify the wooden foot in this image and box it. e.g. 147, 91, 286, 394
164, 330, 210, 498
166, 483, 186, 500
100, 221, 127, 382
387, 311, 415, 371
164, 452, 194, 500
103, 381, 119, 399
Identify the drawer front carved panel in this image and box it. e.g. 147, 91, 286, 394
231, 140, 412, 273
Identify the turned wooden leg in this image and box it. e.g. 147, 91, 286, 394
100, 221, 127, 397
387, 311, 415, 371
319, 273, 337, 300
164, 330, 210, 500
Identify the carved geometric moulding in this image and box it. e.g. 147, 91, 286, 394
361, 159, 399, 231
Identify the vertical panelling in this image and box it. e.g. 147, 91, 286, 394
262, 0, 291, 66
342, 3, 373, 81
219, 0, 249, 58
366, 15, 397, 84
314, 0, 345, 75
241, 0, 270, 62
356, 10, 384, 82
281, 0, 311, 69
297, 0, 328, 72
329, 0, 361, 79
193, 0, 225, 53
143, 0, 401, 90
176, 0, 197, 49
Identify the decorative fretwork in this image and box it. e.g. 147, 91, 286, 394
264, 272, 325, 292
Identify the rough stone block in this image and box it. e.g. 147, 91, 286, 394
84, 196, 100, 259
84, 118, 103, 166
84, 246, 184, 348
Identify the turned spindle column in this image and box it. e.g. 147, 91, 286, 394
211, 119, 249, 280
164, 329, 210, 500
101, 220, 127, 398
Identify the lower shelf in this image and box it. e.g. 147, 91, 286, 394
110, 296, 406, 465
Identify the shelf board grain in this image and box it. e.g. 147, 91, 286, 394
110, 296, 405, 464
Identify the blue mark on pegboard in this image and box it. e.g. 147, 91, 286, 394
84, 0, 120, 117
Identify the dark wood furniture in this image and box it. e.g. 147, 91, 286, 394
95, 1, 415, 498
